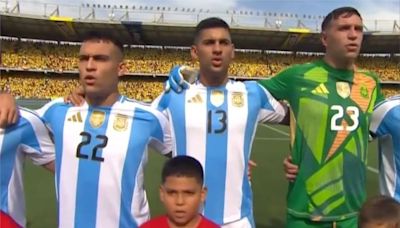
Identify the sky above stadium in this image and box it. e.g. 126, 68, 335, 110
19, 0, 399, 20
4, 0, 399, 31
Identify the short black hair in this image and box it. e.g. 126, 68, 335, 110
359, 195, 400, 227
321, 6, 362, 31
162, 156, 204, 185
194, 17, 230, 43
82, 31, 124, 55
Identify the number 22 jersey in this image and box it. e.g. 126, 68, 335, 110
37, 96, 171, 228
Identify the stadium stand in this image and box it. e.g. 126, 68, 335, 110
381, 85, 400, 98
1, 38, 399, 100
0, 71, 398, 101
0, 72, 163, 101
1, 40, 399, 80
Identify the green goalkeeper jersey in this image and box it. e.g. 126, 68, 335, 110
258, 59, 384, 221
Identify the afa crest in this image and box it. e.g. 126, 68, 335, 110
360, 85, 369, 98
210, 90, 224, 107
232, 92, 244, 107
89, 110, 105, 128
336, 82, 351, 99
113, 114, 129, 132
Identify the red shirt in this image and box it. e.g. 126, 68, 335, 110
0, 211, 21, 228
140, 215, 219, 228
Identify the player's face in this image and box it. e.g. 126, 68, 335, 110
321, 13, 363, 65
78, 40, 124, 99
191, 27, 234, 83
160, 176, 206, 227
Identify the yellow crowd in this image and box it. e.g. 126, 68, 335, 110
382, 85, 400, 98
0, 73, 398, 101
0, 74, 164, 101
1, 40, 399, 81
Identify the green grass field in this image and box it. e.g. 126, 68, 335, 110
23, 124, 379, 228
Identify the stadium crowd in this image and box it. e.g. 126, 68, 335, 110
2, 40, 399, 80
1, 9, 400, 228
0, 73, 398, 100
1, 39, 399, 100
0, 74, 164, 101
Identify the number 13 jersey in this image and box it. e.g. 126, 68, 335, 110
153, 80, 287, 226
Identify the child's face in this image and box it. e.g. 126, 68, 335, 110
160, 176, 206, 227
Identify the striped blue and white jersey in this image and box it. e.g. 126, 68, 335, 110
37, 96, 172, 228
153, 80, 287, 226
0, 108, 55, 227
370, 95, 400, 202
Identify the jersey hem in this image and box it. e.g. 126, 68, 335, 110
221, 212, 252, 225
287, 209, 358, 222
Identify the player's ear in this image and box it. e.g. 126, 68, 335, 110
231, 43, 235, 59
200, 186, 207, 203
159, 185, 165, 203
191, 45, 199, 61
320, 31, 328, 48
118, 61, 126, 77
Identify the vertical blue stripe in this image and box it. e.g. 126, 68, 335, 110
147, 110, 165, 144
386, 107, 400, 200
21, 118, 43, 154
74, 107, 110, 228
169, 91, 187, 156
119, 108, 154, 228
240, 83, 259, 223
155, 92, 171, 112
203, 87, 228, 224
43, 103, 68, 224
1, 113, 47, 215
256, 82, 274, 111
0, 120, 26, 213
376, 103, 400, 202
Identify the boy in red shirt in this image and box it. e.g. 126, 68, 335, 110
141, 156, 219, 228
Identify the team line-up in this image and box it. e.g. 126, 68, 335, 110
1, 6, 400, 228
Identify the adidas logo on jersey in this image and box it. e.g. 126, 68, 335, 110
67, 112, 83, 123
188, 94, 203, 104
311, 83, 329, 96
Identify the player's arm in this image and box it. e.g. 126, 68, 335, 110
20, 109, 56, 173
35, 98, 65, 122
370, 97, 400, 141
165, 65, 198, 93
257, 67, 295, 101
0, 92, 18, 128
369, 97, 388, 139
248, 160, 257, 181
42, 161, 55, 173
64, 85, 85, 106
257, 68, 296, 126
163, 152, 172, 158
151, 92, 171, 112
148, 108, 173, 156
151, 93, 174, 157
283, 155, 298, 182
279, 101, 290, 125
256, 82, 289, 125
